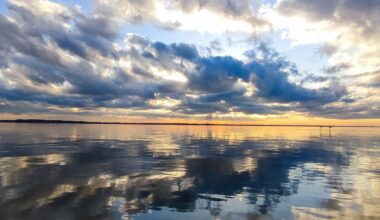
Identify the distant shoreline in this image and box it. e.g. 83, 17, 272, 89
0, 119, 378, 128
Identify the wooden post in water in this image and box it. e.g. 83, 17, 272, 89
328, 125, 332, 137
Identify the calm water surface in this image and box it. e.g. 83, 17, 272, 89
0, 124, 379, 220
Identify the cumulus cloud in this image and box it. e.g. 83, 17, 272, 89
254, 0, 380, 119
264, 0, 380, 74
0, 0, 378, 120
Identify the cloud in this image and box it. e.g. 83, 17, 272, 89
249, 0, 380, 120
170, 43, 199, 61
0, 0, 376, 120
324, 63, 351, 74
276, 0, 339, 21
263, 0, 380, 75
94, 0, 270, 34
188, 56, 248, 93
276, 0, 380, 30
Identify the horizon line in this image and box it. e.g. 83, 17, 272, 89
0, 119, 379, 128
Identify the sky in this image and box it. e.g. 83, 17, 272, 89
0, 0, 379, 125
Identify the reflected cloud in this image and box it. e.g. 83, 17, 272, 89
0, 125, 379, 219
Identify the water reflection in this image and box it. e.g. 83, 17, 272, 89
0, 124, 379, 219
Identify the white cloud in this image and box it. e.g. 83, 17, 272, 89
155, 4, 253, 34
95, 0, 270, 35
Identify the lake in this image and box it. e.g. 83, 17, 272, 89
0, 124, 379, 220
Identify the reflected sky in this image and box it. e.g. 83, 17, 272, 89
0, 124, 379, 220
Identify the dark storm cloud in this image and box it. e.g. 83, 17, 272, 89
0, 0, 363, 119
